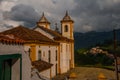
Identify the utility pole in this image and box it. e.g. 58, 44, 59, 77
113, 29, 119, 80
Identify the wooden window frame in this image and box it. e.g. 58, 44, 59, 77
0, 54, 22, 80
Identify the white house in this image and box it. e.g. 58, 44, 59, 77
0, 34, 31, 80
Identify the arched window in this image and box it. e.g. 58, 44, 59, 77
48, 50, 51, 63
38, 50, 41, 60
56, 50, 57, 61
64, 25, 68, 32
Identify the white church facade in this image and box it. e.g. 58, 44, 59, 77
1, 11, 74, 79
34, 11, 74, 74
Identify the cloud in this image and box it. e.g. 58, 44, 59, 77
3, 4, 40, 27
72, 0, 120, 32
1, 0, 120, 32
0, 0, 17, 12
0, 1, 40, 31
0, 0, 3, 3
17, 0, 77, 24
0, 0, 20, 32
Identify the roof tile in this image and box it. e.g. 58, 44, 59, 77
32, 60, 53, 72
1, 26, 57, 44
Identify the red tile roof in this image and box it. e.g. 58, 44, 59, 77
34, 26, 62, 37
0, 34, 24, 44
32, 60, 53, 72
34, 26, 74, 42
1, 25, 59, 44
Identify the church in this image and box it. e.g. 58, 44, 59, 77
1, 11, 74, 79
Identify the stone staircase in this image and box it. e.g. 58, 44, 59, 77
31, 68, 50, 80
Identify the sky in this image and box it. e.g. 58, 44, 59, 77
0, 0, 120, 32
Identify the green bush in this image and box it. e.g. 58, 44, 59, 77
75, 49, 114, 66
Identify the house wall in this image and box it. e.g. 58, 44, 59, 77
0, 42, 31, 80
24, 45, 30, 53
25, 44, 58, 78
12, 58, 20, 80
70, 42, 75, 68
59, 42, 71, 73
36, 45, 58, 77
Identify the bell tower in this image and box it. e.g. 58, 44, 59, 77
37, 12, 50, 29
61, 11, 74, 39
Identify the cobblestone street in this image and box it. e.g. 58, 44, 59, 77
53, 67, 120, 80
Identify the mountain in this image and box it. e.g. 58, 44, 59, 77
74, 29, 120, 50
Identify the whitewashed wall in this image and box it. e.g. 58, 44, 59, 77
60, 42, 71, 73
24, 44, 58, 78
61, 23, 71, 38
24, 45, 30, 52
0, 42, 31, 80
12, 58, 20, 80
36, 45, 58, 77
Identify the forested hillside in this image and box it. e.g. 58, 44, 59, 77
74, 29, 120, 50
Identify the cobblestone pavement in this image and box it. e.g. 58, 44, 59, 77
53, 67, 120, 80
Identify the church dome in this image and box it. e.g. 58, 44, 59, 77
61, 11, 74, 22
38, 12, 50, 24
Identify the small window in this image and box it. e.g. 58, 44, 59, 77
56, 50, 57, 61
48, 50, 51, 63
38, 50, 41, 60
43, 51, 45, 57
64, 25, 68, 32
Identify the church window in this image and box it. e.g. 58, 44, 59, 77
56, 50, 57, 61
38, 50, 41, 60
43, 51, 45, 57
48, 50, 51, 63
64, 25, 68, 32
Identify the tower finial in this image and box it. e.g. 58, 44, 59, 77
42, 12, 44, 17
37, 12, 50, 29
65, 10, 68, 16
